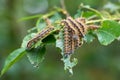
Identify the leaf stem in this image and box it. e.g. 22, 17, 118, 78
86, 18, 120, 24
60, 0, 69, 17
18, 9, 63, 21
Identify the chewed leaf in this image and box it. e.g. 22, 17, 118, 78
61, 56, 78, 75
0, 48, 26, 77
21, 33, 36, 48
26, 46, 46, 67
96, 30, 115, 45
56, 30, 64, 55
56, 30, 77, 74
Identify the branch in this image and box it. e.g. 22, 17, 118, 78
60, 0, 69, 17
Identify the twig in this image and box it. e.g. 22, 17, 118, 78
86, 18, 120, 24
60, 0, 69, 17
19, 9, 63, 22
60, 0, 66, 11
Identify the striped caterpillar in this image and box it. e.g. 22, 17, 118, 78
26, 16, 99, 57
63, 25, 72, 55
27, 18, 55, 49
62, 17, 87, 57
27, 27, 54, 49
62, 16, 99, 57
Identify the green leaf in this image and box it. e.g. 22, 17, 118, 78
0, 48, 26, 77
84, 33, 95, 43
56, 30, 77, 74
49, 12, 62, 23
96, 20, 120, 45
80, 4, 104, 18
26, 46, 46, 67
101, 20, 120, 37
21, 33, 36, 48
36, 12, 62, 32
96, 30, 115, 45
27, 27, 37, 33
55, 30, 64, 55
74, 9, 82, 18
37, 20, 46, 32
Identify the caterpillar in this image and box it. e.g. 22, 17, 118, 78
71, 29, 78, 49
67, 19, 83, 48
63, 26, 72, 56
62, 20, 77, 57
67, 17, 84, 38
75, 18, 87, 34
62, 17, 89, 57
62, 19, 82, 57
62, 21, 72, 54
27, 27, 54, 49
67, 17, 86, 47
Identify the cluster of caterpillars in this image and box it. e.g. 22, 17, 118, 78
26, 16, 99, 57
62, 16, 98, 57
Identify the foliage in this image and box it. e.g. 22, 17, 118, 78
0, 48, 26, 77
1, 4, 120, 77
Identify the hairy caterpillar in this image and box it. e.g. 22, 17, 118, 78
62, 17, 89, 57
67, 17, 84, 38
75, 18, 87, 34
67, 17, 86, 47
62, 20, 73, 55
27, 27, 54, 49
63, 26, 72, 55
62, 19, 82, 57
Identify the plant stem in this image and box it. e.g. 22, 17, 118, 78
18, 9, 63, 21
86, 18, 120, 24
60, 0, 69, 17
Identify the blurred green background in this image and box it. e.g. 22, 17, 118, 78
0, 0, 120, 80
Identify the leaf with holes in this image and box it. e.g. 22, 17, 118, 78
56, 30, 78, 74
26, 46, 46, 67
